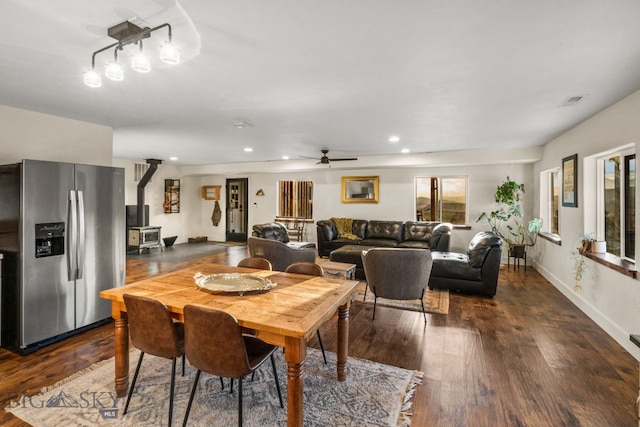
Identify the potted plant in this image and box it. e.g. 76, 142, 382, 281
571, 236, 590, 291
476, 177, 542, 257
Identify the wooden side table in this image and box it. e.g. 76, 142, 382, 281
321, 261, 357, 280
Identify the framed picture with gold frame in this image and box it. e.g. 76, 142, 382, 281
342, 176, 379, 203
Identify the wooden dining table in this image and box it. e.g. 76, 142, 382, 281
99, 263, 360, 427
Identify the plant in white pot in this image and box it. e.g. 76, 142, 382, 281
476, 177, 543, 258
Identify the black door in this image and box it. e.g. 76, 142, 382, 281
225, 178, 248, 242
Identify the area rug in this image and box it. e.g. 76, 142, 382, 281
354, 282, 449, 315
6, 349, 422, 427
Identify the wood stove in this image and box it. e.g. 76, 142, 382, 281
128, 226, 162, 254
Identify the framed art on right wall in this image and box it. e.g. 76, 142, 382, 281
562, 154, 578, 207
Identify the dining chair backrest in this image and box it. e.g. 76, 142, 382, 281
284, 262, 324, 277
123, 294, 183, 359
183, 304, 252, 379
237, 257, 272, 270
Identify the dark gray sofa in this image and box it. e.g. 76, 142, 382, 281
428, 231, 503, 297
316, 219, 451, 257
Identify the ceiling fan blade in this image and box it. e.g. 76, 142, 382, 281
328, 157, 358, 161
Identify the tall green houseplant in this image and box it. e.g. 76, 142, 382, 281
477, 177, 542, 255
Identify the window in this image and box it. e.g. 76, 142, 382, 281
540, 168, 560, 236
278, 180, 313, 218
416, 177, 467, 225
598, 150, 635, 260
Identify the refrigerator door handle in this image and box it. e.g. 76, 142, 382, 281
68, 190, 78, 281
77, 190, 86, 279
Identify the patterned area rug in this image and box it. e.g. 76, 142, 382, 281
6, 349, 422, 426
354, 282, 449, 315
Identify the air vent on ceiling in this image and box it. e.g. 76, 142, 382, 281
558, 95, 588, 107
134, 162, 151, 182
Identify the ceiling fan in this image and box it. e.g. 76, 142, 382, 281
304, 149, 358, 165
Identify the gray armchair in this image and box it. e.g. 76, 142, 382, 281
428, 231, 503, 297
361, 248, 433, 322
247, 237, 317, 272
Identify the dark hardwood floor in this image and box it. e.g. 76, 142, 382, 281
1, 245, 637, 426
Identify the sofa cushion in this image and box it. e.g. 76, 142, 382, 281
402, 221, 436, 242
430, 252, 482, 281
359, 238, 399, 247
398, 241, 430, 249
365, 220, 403, 242
317, 219, 338, 241
286, 242, 316, 249
353, 220, 368, 239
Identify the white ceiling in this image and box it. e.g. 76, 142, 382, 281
3, 0, 640, 166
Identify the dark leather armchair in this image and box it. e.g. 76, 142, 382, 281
252, 222, 316, 250
361, 248, 433, 322
428, 231, 503, 297
247, 236, 317, 272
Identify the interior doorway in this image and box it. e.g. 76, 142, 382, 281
225, 178, 248, 242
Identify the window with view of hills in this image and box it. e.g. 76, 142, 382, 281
416, 177, 467, 225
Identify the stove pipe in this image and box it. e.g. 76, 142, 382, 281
137, 159, 162, 226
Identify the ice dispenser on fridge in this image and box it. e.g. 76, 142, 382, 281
35, 222, 65, 258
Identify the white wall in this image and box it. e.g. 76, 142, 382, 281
532, 89, 640, 360
112, 159, 204, 245
0, 105, 113, 166
117, 158, 534, 255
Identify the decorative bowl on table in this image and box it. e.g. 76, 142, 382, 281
194, 272, 276, 296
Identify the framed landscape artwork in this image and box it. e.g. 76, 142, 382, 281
562, 154, 578, 207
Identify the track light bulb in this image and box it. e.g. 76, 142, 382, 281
131, 52, 151, 73
105, 61, 124, 81
83, 69, 102, 88
160, 41, 180, 64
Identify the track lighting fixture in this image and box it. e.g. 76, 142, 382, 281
83, 20, 180, 88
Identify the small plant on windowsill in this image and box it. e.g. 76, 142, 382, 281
570, 236, 591, 292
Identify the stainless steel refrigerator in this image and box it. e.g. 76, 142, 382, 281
0, 159, 125, 353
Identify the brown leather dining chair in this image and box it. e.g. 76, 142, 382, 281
182, 304, 283, 427
122, 294, 186, 427
284, 262, 327, 364
237, 257, 272, 270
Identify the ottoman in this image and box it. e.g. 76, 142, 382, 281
329, 245, 376, 280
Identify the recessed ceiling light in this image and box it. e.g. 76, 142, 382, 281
282, 155, 290, 160
244, 147, 253, 152
389, 136, 400, 143
401, 148, 410, 154
169, 156, 178, 161
233, 120, 252, 129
